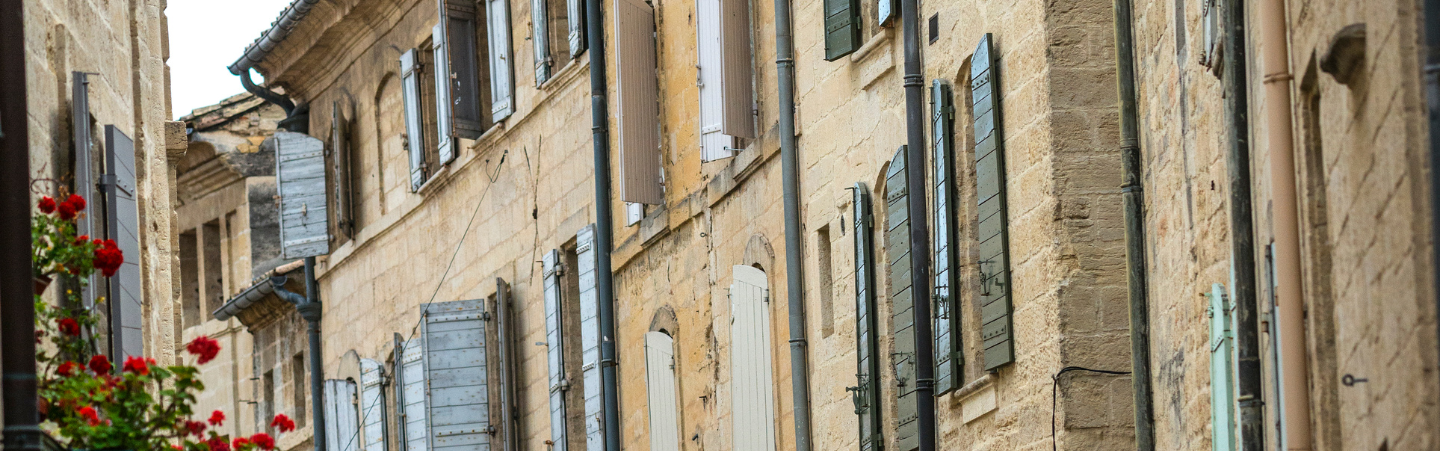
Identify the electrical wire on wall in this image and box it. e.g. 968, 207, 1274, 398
1051, 366, 1133, 451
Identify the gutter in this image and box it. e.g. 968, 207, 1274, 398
771, 0, 813, 448
212, 259, 305, 322
228, 0, 325, 76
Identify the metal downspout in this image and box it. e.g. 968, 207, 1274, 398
582, 0, 622, 448
1424, 0, 1440, 432
1110, 0, 1155, 448
271, 259, 326, 451
899, 0, 937, 449
772, 0, 813, 447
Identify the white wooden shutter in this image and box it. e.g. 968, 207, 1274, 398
566, 0, 586, 56
533, 0, 553, 85
644, 332, 681, 451
102, 126, 142, 361
359, 359, 388, 451
615, 0, 663, 204
696, 0, 734, 162
400, 49, 427, 191
730, 265, 777, 451
398, 339, 428, 451
576, 225, 605, 449
325, 379, 361, 451
420, 300, 493, 451
487, 0, 515, 121
542, 250, 570, 451
716, 0, 754, 139
439, 0, 486, 139
433, 24, 455, 165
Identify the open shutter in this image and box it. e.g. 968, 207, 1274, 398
931, 80, 960, 395
360, 359, 389, 451
487, 0, 516, 121
644, 332, 681, 451
730, 265, 778, 451
440, 0, 487, 140
566, 0, 586, 56
615, 0, 663, 204
696, 0, 735, 162
717, 0, 755, 140
1209, 283, 1237, 451
494, 280, 520, 451
972, 34, 1014, 370
73, 73, 102, 312
400, 50, 427, 191
433, 24, 455, 165
397, 339, 428, 451
533, 0, 554, 85
331, 102, 354, 239
877, 0, 897, 26
325, 379, 361, 451
542, 250, 570, 451
822, 0, 860, 61
885, 147, 919, 451
851, 183, 883, 451
103, 126, 142, 361
576, 225, 605, 449
420, 300, 492, 451
275, 131, 331, 258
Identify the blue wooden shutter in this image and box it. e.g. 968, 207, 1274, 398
494, 280, 519, 451
331, 102, 354, 240
74, 73, 102, 312
885, 147, 919, 451
439, 0, 486, 140
576, 225, 605, 449
566, 0, 586, 56
730, 265, 778, 451
1209, 283, 1237, 451
400, 50, 427, 191
325, 379, 361, 451
931, 80, 961, 395
420, 300, 492, 450
542, 250, 570, 451
850, 183, 883, 451
360, 358, 389, 451
533, 0, 553, 85
487, 0, 515, 121
103, 126, 142, 361
971, 34, 1014, 370
275, 131, 331, 258
397, 339, 429, 451
433, 24, 455, 165
644, 332, 681, 451
822, 0, 860, 61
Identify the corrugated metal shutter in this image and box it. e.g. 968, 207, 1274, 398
822, 0, 860, 61
433, 24, 455, 165
644, 331, 680, 451
420, 300, 492, 451
102, 126, 142, 361
487, 0, 515, 121
885, 147, 919, 451
533, 0, 553, 85
851, 183, 883, 451
695, 0, 734, 162
1209, 283, 1237, 451
397, 339, 429, 451
567, 0, 586, 56
717, 0, 754, 140
73, 73, 101, 312
399, 49, 427, 192
331, 102, 354, 240
930, 80, 960, 395
275, 131, 331, 259
325, 379, 361, 451
576, 225, 605, 449
440, 0, 487, 139
360, 358, 389, 451
542, 250, 570, 451
615, 0, 663, 205
971, 34, 1014, 370
730, 265, 777, 451
494, 279, 519, 451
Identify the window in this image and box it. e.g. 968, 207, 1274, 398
180, 230, 200, 328
615, 0, 663, 205
262, 369, 276, 433
292, 353, 308, 428
542, 246, 589, 451
202, 220, 224, 314
696, 0, 756, 161
531, 0, 583, 85
331, 102, 355, 241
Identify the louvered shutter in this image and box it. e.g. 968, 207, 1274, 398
542, 250, 571, 451
876, 0, 896, 26
494, 280, 519, 451
931, 80, 960, 395
487, 0, 515, 121
360, 359, 389, 451
420, 300, 492, 451
885, 147, 919, 451
971, 34, 1014, 370
433, 24, 455, 165
566, 0, 586, 56
730, 265, 778, 451
615, 0, 663, 204
851, 183, 883, 451
400, 50, 427, 191
696, 0, 735, 162
73, 73, 101, 311
533, 0, 554, 85
1209, 283, 1237, 451
718, 0, 755, 140
644, 332, 681, 451
822, 0, 860, 61
325, 379, 361, 451
331, 102, 354, 239
103, 126, 142, 361
440, 0, 487, 140
576, 225, 605, 449
397, 339, 428, 451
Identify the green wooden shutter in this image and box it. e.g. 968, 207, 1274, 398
1209, 283, 1237, 451
931, 80, 961, 395
822, 0, 860, 61
885, 147, 919, 451
971, 33, 1014, 370
850, 183, 883, 451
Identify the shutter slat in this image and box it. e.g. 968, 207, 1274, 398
542, 251, 570, 451
433, 24, 455, 165
822, 0, 860, 61
730, 266, 778, 451
488, 0, 516, 120
400, 50, 427, 191
360, 359, 389, 451
696, 0, 733, 162
886, 147, 920, 451
931, 80, 960, 395
644, 332, 681, 451
615, 0, 664, 204
576, 225, 605, 449
1209, 283, 1237, 451
970, 34, 1014, 370
440, 0, 486, 139
717, 0, 754, 139
566, 0, 586, 56
420, 300, 492, 451
852, 183, 883, 451
533, 0, 553, 85
331, 102, 354, 240
103, 126, 142, 360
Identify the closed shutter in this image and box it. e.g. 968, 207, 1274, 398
331, 102, 354, 240
822, 0, 860, 61
1209, 283, 1237, 451
971, 34, 1014, 370
73, 72, 101, 311
325, 379, 361, 451
885, 147, 919, 451
930, 80, 960, 395
695, 0, 735, 162
576, 225, 605, 449
397, 339, 428, 451
102, 126, 142, 361
717, 0, 754, 140
615, 0, 663, 205
730, 265, 777, 451
400, 49, 427, 191
439, 0, 486, 139
533, 0, 553, 85
487, 0, 516, 121
275, 131, 331, 259
566, 0, 586, 56
542, 250, 570, 451
851, 183, 883, 451
359, 358, 389, 451
420, 300, 493, 451
432, 24, 455, 165
494, 280, 519, 451
644, 332, 681, 451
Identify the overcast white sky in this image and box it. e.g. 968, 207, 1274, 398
167, 0, 296, 120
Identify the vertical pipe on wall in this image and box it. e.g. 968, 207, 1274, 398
772, 0, 814, 447
899, 0, 937, 449
583, 0, 623, 447
301, 257, 326, 451
1424, 0, 1440, 427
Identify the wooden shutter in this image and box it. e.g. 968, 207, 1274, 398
885, 147, 919, 451
420, 300, 493, 451
1209, 283, 1237, 451
439, 0, 487, 139
566, 0, 586, 56
542, 250, 571, 451
73, 73, 101, 311
494, 280, 520, 451
433, 24, 455, 165
576, 225, 605, 449
696, 0, 734, 162
488, 0, 516, 121
325, 379, 361, 451
644, 331, 681, 451
331, 102, 354, 240
851, 183, 883, 451
533, 0, 553, 85
730, 265, 778, 451
717, 0, 754, 140
822, 0, 860, 61
971, 34, 1014, 370
359, 358, 389, 451
399, 49, 427, 192
615, 0, 663, 204
275, 131, 332, 258
930, 80, 960, 395
102, 126, 142, 361
876, 0, 896, 26
397, 339, 428, 451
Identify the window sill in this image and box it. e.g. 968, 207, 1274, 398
850, 28, 893, 64
416, 164, 453, 196
538, 57, 589, 93
955, 373, 998, 423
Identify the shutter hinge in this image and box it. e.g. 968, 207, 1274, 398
481, 311, 493, 321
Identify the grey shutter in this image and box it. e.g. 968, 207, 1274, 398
439, 0, 487, 139
494, 279, 519, 451
730, 265, 778, 451
274, 131, 332, 258
1209, 283, 1237, 451
567, 0, 586, 56
73, 73, 101, 311
643, 332, 681, 451
876, 0, 896, 26
325, 379, 361, 451
433, 24, 455, 165
576, 225, 605, 449
542, 250, 570, 451
930, 80, 960, 395
420, 300, 492, 451
102, 126, 142, 361
885, 147, 919, 451
717, 0, 754, 140
400, 50, 427, 191
696, 0, 735, 162
533, 0, 554, 85
616, 0, 664, 204
851, 183, 883, 451
360, 358, 389, 451
488, 0, 516, 121
331, 102, 354, 239
822, 0, 860, 61
397, 339, 429, 451
972, 34, 1014, 370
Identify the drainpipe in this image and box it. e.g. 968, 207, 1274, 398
899, 0, 937, 449
772, 0, 813, 447
1425, 0, 1440, 420
1257, 0, 1312, 448
271, 262, 326, 451
1110, 0, 1155, 448
582, 0, 622, 448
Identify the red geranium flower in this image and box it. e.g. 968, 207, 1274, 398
88, 355, 111, 374
188, 336, 222, 364
208, 435, 231, 451
57, 202, 76, 220
121, 356, 149, 375
37, 196, 56, 214
248, 433, 275, 450
270, 413, 296, 433
231, 437, 250, 449
65, 194, 85, 211
77, 405, 99, 426
185, 420, 207, 437
94, 244, 123, 277
57, 317, 80, 336
57, 361, 79, 377
208, 409, 226, 426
